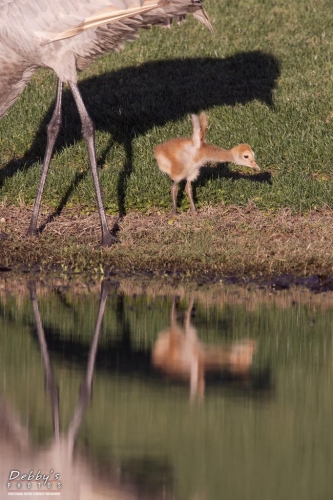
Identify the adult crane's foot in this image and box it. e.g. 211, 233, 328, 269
26, 227, 39, 237
101, 232, 118, 247
26, 221, 40, 236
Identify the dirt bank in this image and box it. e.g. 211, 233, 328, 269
1, 204, 333, 282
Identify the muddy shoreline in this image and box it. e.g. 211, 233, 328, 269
1, 204, 333, 291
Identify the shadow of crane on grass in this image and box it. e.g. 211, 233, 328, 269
0, 51, 280, 225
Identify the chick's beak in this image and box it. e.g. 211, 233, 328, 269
251, 161, 260, 171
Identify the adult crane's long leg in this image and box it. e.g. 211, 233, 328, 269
27, 79, 64, 236
69, 81, 116, 247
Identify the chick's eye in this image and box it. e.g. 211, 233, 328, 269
244, 155, 249, 159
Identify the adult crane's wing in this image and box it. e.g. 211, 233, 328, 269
0, 0, 211, 44
41, 0, 168, 43
38, 0, 212, 44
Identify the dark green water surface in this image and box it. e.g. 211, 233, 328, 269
0, 278, 332, 499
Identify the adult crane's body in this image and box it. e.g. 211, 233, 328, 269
0, 0, 211, 245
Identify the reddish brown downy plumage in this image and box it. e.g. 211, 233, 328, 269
152, 298, 257, 399
154, 112, 260, 214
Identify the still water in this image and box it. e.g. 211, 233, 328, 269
0, 276, 332, 500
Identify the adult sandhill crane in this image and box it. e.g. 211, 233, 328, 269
0, 0, 212, 246
1, 282, 142, 499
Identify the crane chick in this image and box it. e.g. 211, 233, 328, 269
154, 112, 260, 214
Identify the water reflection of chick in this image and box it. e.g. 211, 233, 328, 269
152, 298, 257, 399
0, 281, 138, 500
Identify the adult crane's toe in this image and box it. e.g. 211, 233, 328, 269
101, 232, 118, 247
26, 227, 39, 237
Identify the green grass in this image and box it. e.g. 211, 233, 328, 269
1, 0, 333, 215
